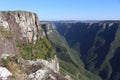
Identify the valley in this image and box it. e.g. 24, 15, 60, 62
52, 21, 120, 80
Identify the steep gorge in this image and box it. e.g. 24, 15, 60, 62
41, 21, 103, 80
54, 21, 120, 80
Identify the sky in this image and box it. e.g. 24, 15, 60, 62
0, 0, 120, 20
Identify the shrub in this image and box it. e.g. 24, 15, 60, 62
1, 57, 10, 67
19, 38, 55, 60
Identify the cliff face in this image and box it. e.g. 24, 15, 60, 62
40, 22, 54, 37
0, 11, 43, 42
0, 11, 69, 80
18, 55, 64, 80
54, 21, 120, 80
0, 11, 43, 57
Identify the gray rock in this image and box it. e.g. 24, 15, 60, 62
0, 11, 44, 56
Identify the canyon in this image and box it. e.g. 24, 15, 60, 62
0, 10, 120, 80
53, 21, 120, 80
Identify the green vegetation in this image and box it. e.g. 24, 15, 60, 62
48, 30, 83, 66
19, 37, 55, 60
100, 27, 120, 79
1, 57, 10, 67
59, 60, 78, 75
59, 59, 102, 80
46, 30, 102, 80
0, 27, 11, 37
53, 21, 120, 80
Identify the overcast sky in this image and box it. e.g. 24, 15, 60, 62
0, 0, 120, 20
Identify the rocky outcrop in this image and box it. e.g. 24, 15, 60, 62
40, 22, 53, 35
18, 55, 67, 80
0, 10, 43, 42
0, 11, 43, 57
0, 11, 70, 80
0, 67, 12, 80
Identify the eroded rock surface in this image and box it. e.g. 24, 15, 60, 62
0, 11, 43, 57
18, 56, 67, 80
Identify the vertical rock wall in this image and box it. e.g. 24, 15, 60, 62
0, 11, 43, 56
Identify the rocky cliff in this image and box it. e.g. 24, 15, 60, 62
0, 11, 68, 80
0, 11, 44, 58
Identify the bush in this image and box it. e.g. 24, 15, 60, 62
1, 57, 10, 67
19, 38, 55, 60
